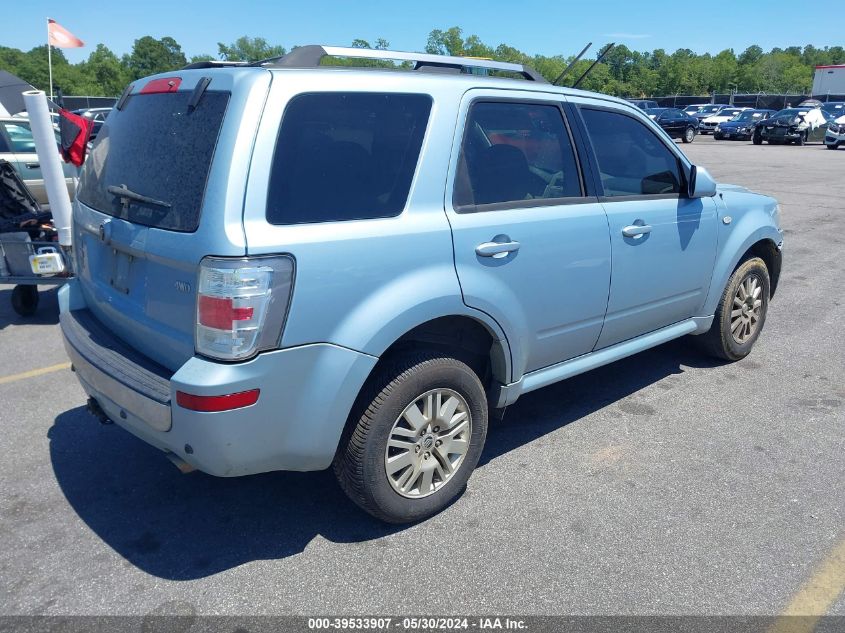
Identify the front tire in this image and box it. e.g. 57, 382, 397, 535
698, 257, 770, 361
334, 351, 488, 524
682, 127, 696, 143
752, 131, 763, 145
795, 131, 807, 146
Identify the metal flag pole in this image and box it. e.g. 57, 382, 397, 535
46, 17, 54, 101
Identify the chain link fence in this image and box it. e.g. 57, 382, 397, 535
651, 93, 845, 110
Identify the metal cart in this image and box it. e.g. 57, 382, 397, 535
1, 234, 73, 316
1, 157, 73, 317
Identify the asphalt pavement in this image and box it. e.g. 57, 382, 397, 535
0, 134, 843, 617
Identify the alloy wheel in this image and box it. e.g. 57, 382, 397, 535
384, 388, 472, 498
730, 274, 764, 344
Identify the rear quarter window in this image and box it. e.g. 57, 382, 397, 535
266, 92, 432, 225
77, 90, 229, 232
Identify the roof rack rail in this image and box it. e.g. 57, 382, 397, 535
182, 60, 249, 70
248, 45, 548, 83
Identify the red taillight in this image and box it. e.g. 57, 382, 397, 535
176, 389, 260, 412
140, 77, 182, 94
198, 295, 254, 330
195, 256, 294, 361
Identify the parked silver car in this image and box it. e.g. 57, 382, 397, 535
0, 117, 77, 206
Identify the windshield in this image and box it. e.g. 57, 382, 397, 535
78, 90, 229, 232
644, 108, 666, 116
734, 111, 763, 121
719, 110, 742, 118
700, 106, 722, 114
773, 109, 809, 118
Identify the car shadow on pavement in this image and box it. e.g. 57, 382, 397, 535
478, 338, 722, 467
0, 285, 60, 330
48, 337, 723, 581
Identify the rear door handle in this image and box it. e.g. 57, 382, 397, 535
622, 224, 652, 238
475, 240, 521, 258
25, 162, 40, 169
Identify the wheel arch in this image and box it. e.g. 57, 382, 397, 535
331, 312, 512, 466
742, 239, 782, 297
703, 228, 783, 317
377, 315, 510, 390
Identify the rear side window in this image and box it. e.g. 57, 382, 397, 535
266, 92, 432, 225
453, 101, 582, 211
77, 90, 229, 232
580, 108, 683, 198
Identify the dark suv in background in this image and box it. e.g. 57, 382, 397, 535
644, 108, 699, 143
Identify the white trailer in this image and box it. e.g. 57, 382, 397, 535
813, 65, 845, 96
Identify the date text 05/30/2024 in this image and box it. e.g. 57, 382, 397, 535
307, 617, 528, 630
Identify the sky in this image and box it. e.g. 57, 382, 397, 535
6, 0, 841, 64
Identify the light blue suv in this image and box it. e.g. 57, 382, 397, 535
60, 46, 783, 523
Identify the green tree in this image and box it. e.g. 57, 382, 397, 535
351, 38, 390, 50
708, 49, 738, 92
425, 27, 466, 56
217, 36, 285, 62
126, 36, 187, 79
79, 44, 129, 96
0, 31, 842, 100
738, 45, 763, 66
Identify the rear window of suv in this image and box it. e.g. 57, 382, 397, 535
266, 92, 432, 225
77, 90, 229, 232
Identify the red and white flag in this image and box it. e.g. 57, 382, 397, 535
48, 19, 84, 48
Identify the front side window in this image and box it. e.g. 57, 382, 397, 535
580, 108, 683, 198
453, 101, 582, 210
266, 92, 432, 225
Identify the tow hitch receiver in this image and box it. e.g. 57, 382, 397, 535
86, 397, 113, 425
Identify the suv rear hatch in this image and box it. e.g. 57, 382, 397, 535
74, 69, 271, 371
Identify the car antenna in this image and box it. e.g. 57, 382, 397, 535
552, 42, 592, 86
572, 42, 615, 89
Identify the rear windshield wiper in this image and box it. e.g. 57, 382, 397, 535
107, 184, 172, 210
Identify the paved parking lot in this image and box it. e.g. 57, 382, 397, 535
1, 135, 843, 617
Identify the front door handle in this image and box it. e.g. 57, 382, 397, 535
25, 162, 40, 169
622, 224, 652, 238
476, 240, 521, 258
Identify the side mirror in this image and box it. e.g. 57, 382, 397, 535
688, 165, 717, 198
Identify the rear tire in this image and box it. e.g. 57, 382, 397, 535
698, 257, 770, 361
795, 131, 806, 146
11, 285, 39, 317
334, 351, 488, 524
752, 131, 763, 145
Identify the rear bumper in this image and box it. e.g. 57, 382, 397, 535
59, 279, 378, 476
